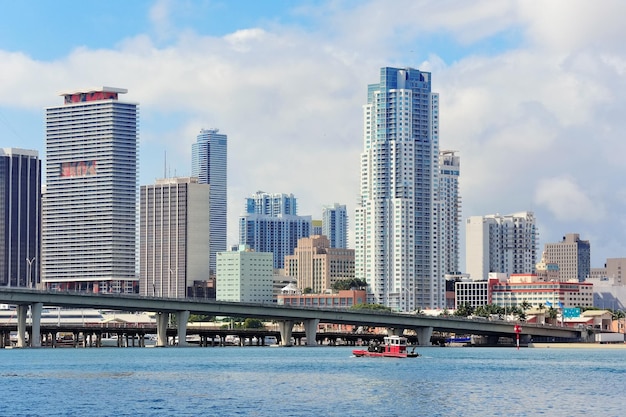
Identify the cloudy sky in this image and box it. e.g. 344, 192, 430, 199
1, 0, 625, 269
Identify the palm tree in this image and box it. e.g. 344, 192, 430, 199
454, 303, 473, 317
537, 303, 546, 324
547, 307, 558, 325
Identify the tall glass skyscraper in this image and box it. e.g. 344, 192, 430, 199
239, 191, 311, 269
0, 148, 41, 288
43, 87, 138, 293
191, 128, 227, 276
322, 203, 347, 249
355, 67, 443, 311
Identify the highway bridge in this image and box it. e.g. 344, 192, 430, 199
0, 288, 583, 348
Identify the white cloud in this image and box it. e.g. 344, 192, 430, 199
2, 0, 626, 266
149, 0, 174, 40
534, 177, 605, 223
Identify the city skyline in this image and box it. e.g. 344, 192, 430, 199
2, 1, 626, 269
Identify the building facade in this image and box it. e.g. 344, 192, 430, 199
438, 150, 461, 276
489, 274, 594, 309
311, 220, 323, 237
139, 177, 210, 298
239, 191, 311, 269
42, 87, 138, 293
544, 233, 591, 282
355, 67, 442, 312
454, 280, 489, 309
191, 128, 227, 276
284, 235, 355, 293
215, 245, 274, 303
0, 148, 41, 288
465, 212, 537, 281
322, 203, 348, 249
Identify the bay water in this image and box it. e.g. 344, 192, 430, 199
1, 345, 625, 416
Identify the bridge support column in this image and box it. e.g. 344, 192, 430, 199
156, 312, 169, 347
278, 320, 294, 346
30, 302, 42, 348
176, 310, 189, 347
415, 326, 433, 346
303, 319, 319, 346
16, 305, 28, 348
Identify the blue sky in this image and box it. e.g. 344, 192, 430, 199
2, 0, 626, 270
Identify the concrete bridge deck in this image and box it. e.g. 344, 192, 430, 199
0, 288, 583, 348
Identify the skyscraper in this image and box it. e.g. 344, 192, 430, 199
438, 150, 461, 276
544, 233, 591, 282
42, 87, 138, 293
191, 128, 227, 276
0, 148, 41, 288
355, 67, 442, 311
465, 212, 538, 280
139, 177, 210, 298
322, 203, 348, 249
239, 191, 311, 269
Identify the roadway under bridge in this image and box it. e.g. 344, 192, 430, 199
0, 288, 583, 348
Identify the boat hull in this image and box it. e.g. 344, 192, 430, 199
352, 349, 419, 358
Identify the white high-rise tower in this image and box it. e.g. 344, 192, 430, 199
438, 150, 461, 276
355, 67, 443, 311
43, 87, 138, 293
465, 212, 538, 280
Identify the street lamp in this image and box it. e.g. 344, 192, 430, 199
26, 257, 36, 289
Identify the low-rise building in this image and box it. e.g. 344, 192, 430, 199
490, 274, 594, 309
216, 245, 274, 303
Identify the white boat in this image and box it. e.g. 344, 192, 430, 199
100, 334, 157, 347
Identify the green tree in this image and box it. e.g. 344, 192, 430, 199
520, 300, 531, 313
243, 318, 265, 329
474, 305, 488, 317
350, 303, 392, 312
331, 278, 368, 291
188, 314, 215, 322
546, 307, 558, 324
611, 309, 626, 322
303, 287, 313, 294
454, 303, 474, 317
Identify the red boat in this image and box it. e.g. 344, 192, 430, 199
352, 335, 419, 358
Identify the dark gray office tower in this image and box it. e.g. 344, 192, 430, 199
0, 148, 41, 288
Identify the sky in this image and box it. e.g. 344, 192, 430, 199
1, 0, 626, 270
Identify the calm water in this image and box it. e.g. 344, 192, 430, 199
1, 345, 625, 417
